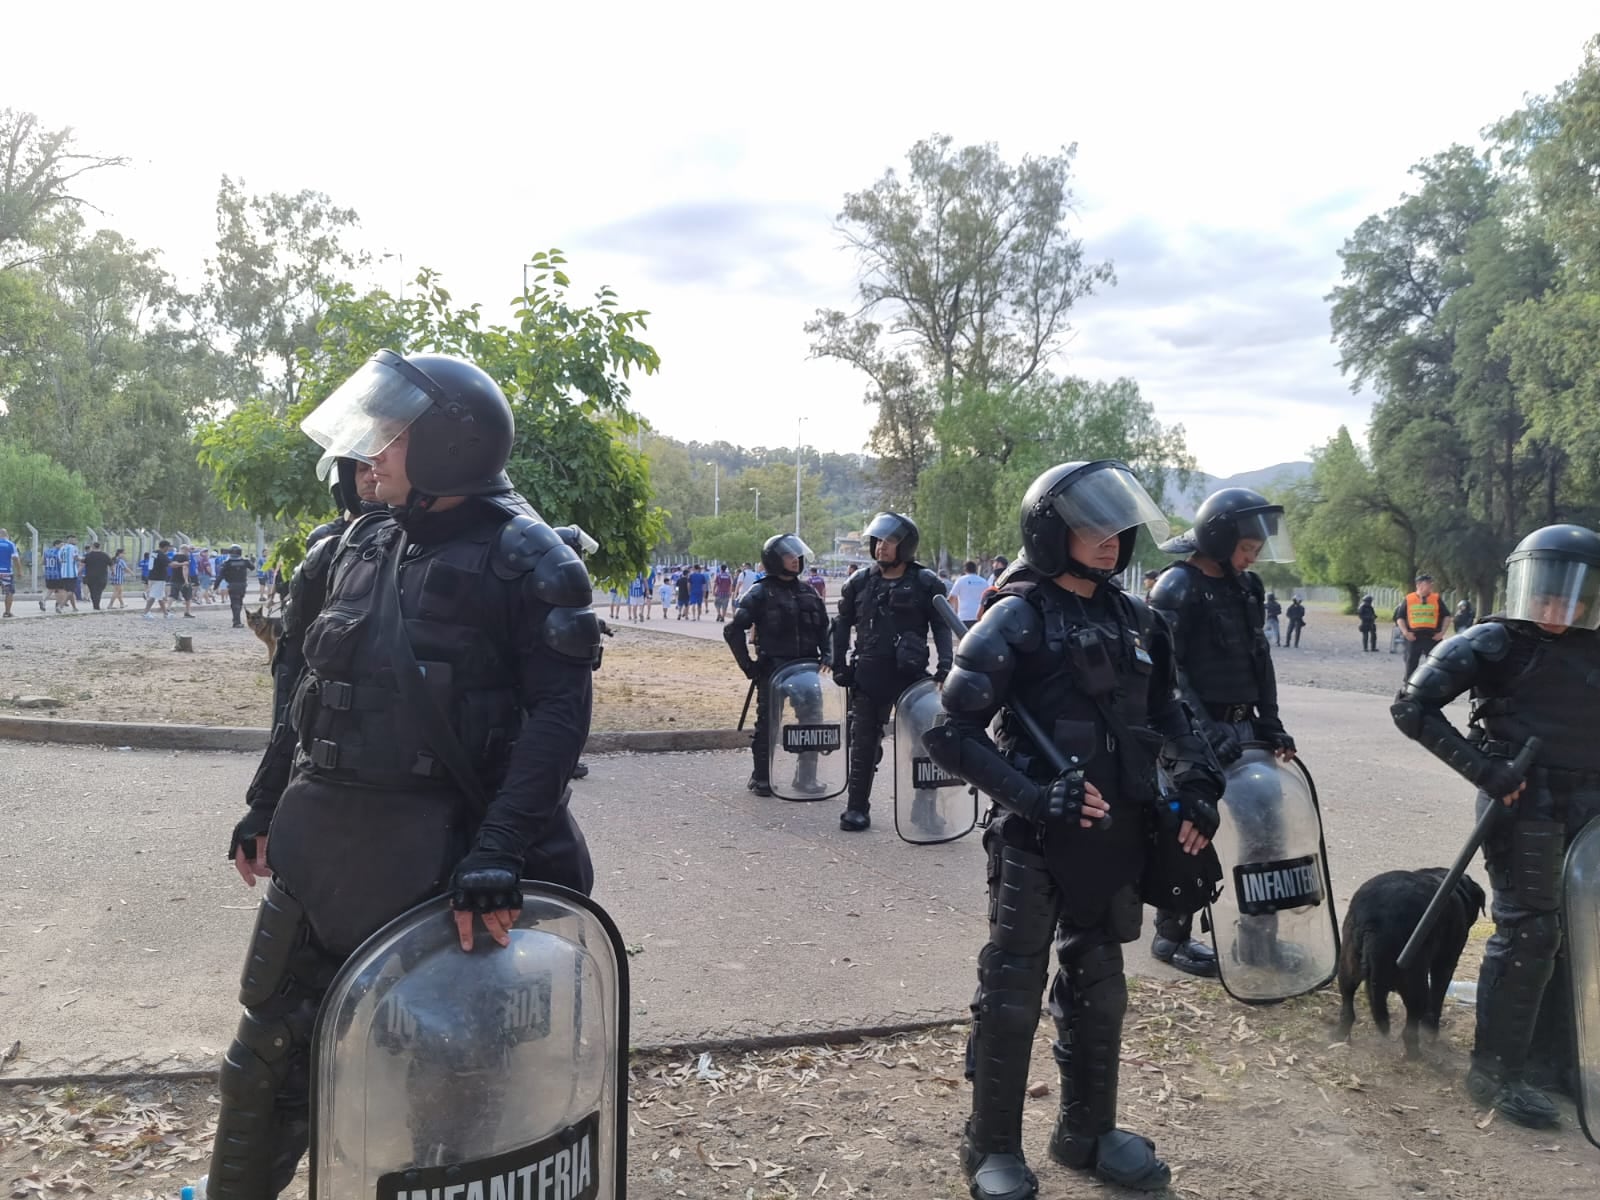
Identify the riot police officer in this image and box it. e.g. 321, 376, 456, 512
211, 350, 600, 1199
831, 512, 951, 831
237, 456, 385, 823
925, 461, 1223, 1196
1392, 524, 1600, 1128
1358, 594, 1379, 651
724, 533, 831, 796
1146, 487, 1296, 977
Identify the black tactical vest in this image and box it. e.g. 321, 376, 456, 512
291, 513, 524, 793
1472, 619, 1600, 773
852, 566, 936, 660
1171, 562, 1265, 705
753, 577, 828, 661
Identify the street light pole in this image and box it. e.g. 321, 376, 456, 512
750, 488, 761, 521
707, 461, 719, 517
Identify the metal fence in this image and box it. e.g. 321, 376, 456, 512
3, 523, 266, 593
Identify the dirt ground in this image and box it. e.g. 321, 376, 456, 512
4, 972, 1595, 1200
0, 600, 1408, 731
0, 606, 743, 732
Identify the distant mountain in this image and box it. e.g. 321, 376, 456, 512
1167, 461, 1311, 521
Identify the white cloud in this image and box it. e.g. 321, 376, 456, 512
7, 1, 1594, 476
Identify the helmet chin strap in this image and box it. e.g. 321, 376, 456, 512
1063, 559, 1116, 585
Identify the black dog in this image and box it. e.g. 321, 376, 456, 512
1336, 867, 1487, 1057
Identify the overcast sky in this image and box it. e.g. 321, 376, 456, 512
8, 2, 1597, 477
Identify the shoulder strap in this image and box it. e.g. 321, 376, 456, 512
379, 534, 490, 820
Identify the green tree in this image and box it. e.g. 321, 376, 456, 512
204, 176, 365, 411
0, 109, 126, 264
0, 441, 101, 536
1286, 428, 1408, 609
200, 252, 664, 583
808, 135, 1112, 496
916, 375, 1194, 564
687, 512, 778, 570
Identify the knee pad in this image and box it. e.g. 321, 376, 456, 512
975, 944, 1049, 1039
1064, 941, 1128, 1026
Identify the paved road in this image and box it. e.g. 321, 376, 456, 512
0, 683, 1481, 1078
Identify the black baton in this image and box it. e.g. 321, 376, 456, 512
1396, 736, 1541, 970
737, 675, 757, 731
929, 594, 1090, 802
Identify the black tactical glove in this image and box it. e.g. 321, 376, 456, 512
1034, 768, 1109, 829
1255, 716, 1295, 755
226, 805, 275, 863
1476, 755, 1527, 802
449, 851, 525, 914
1173, 782, 1221, 839
736, 659, 758, 682
832, 665, 855, 688
1202, 721, 1243, 766
933, 665, 949, 684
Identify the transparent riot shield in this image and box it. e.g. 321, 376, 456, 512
1565, 815, 1600, 1150
768, 659, 847, 801
893, 678, 977, 845
312, 884, 628, 1199
1206, 747, 1339, 1004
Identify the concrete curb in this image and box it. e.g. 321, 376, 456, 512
0, 1015, 969, 1088
0, 715, 750, 755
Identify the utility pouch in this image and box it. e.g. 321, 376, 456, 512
895, 631, 931, 675
1067, 626, 1117, 696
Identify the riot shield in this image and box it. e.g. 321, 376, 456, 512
768, 659, 847, 801
892, 677, 977, 845
1565, 815, 1600, 1150
1206, 747, 1339, 1004
312, 884, 628, 1199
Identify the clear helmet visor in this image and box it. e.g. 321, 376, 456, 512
1504, 555, 1600, 630
1236, 509, 1294, 563
1049, 465, 1171, 547
300, 354, 435, 465
772, 534, 814, 560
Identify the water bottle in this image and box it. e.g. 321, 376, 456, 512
181, 1176, 208, 1200
1445, 979, 1478, 1005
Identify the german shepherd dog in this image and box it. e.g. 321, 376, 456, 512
1336, 867, 1487, 1057
245, 606, 284, 661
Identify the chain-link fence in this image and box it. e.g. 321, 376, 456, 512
1, 523, 266, 593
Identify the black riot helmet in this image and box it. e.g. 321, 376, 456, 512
1019, 460, 1171, 581
1175, 487, 1293, 565
301, 350, 515, 502
864, 512, 920, 565
318, 454, 363, 516
1503, 524, 1600, 631
761, 533, 812, 578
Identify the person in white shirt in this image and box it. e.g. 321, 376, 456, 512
948, 560, 992, 627
734, 562, 760, 600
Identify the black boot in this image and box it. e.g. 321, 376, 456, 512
961, 973, 1040, 1199
1150, 911, 1217, 978
790, 752, 829, 797
1468, 938, 1560, 1127
839, 807, 869, 831
571, 761, 590, 780
747, 773, 772, 797
1047, 946, 1170, 1191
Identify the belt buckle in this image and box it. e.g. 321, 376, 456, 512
311, 739, 340, 769
320, 680, 353, 711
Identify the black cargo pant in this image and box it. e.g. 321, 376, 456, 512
844, 657, 919, 813
1402, 632, 1442, 681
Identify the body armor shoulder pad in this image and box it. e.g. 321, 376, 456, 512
1146, 561, 1201, 618
957, 594, 1043, 672
1462, 618, 1513, 660
306, 517, 345, 549
841, 571, 868, 602
1240, 570, 1265, 602
298, 529, 341, 584
493, 515, 593, 607
739, 580, 770, 610
542, 604, 602, 665
916, 567, 946, 596
940, 663, 997, 714
1404, 628, 1500, 705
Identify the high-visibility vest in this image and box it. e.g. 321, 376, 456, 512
1405, 592, 1443, 633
